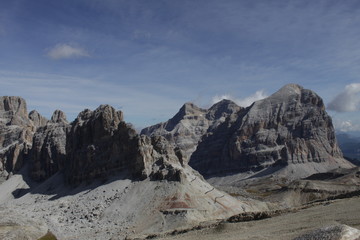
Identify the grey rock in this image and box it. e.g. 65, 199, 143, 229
65, 104, 183, 185
29, 110, 48, 127
190, 84, 352, 177
0, 96, 35, 180
293, 224, 360, 240
141, 100, 241, 162
30, 121, 70, 181
51, 109, 68, 124
0, 96, 31, 126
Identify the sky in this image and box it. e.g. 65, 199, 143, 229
1, 0, 360, 131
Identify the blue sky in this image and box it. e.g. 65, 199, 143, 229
1, 0, 360, 131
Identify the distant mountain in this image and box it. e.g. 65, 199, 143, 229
0, 96, 49, 182
141, 100, 241, 162
0, 89, 358, 239
145, 84, 354, 180
0, 98, 266, 239
191, 84, 354, 179
336, 132, 360, 165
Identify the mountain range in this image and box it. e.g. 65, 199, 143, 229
0, 84, 359, 240
336, 132, 360, 165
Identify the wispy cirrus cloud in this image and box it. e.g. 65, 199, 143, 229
0, 70, 183, 128
328, 83, 360, 112
212, 90, 267, 107
333, 119, 360, 132
46, 43, 90, 60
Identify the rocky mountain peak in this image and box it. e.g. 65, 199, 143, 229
0, 96, 31, 126
51, 110, 68, 124
142, 100, 241, 163
189, 84, 352, 178
0, 96, 27, 115
274, 83, 303, 95
180, 102, 205, 114
29, 110, 48, 128
72, 105, 123, 139
0, 97, 35, 181
207, 99, 242, 120
166, 102, 206, 129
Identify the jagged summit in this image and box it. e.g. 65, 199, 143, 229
207, 99, 242, 120
141, 100, 240, 162
0, 96, 35, 180
0, 89, 358, 239
0, 96, 28, 115
190, 84, 352, 178
143, 84, 353, 180
178, 102, 205, 116
51, 110, 68, 124
273, 83, 303, 95
0, 99, 265, 239
29, 110, 48, 127
164, 102, 206, 131
0, 96, 31, 126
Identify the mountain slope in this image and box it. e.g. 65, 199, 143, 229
141, 100, 241, 162
0, 100, 268, 239
190, 84, 353, 179
143, 84, 353, 180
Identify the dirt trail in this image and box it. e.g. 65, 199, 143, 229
158, 196, 360, 240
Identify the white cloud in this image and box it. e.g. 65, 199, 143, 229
335, 120, 360, 132
46, 43, 90, 59
328, 83, 360, 112
212, 90, 267, 107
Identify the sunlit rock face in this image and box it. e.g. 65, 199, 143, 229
141, 100, 242, 163
30, 110, 69, 181
190, 84, 352, 177
0, 96, 36, 181
64, 105, 185, 185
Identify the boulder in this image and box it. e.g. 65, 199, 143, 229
293, 224, 360, 240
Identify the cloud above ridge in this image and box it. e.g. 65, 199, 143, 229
328, 83, 360, 112
46, 44, 90, 60
212, 90, 267, 107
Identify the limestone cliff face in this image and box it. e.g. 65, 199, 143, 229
65, 105, 183, 184
29, 110, 48, 128
189, 84, 352, 176
141, 100, 241, 162
0, 96, 30, 126
0, 97, 35, 180
65, 105, 137, 184
230, 84, 342, 165
51, 110, 68, 124
30, 110, 70, 181
1, 85, 353, 185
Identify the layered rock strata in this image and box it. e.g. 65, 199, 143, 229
190, 84, 353, 177
141, 100, 241, 162
0, 97, 38, 180
66, 105, 192, 184
29, 104, 187, 184
30, 110, 69, 181
144, 84, 353, 179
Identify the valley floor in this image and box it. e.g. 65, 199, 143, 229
158, 196, 360, 240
